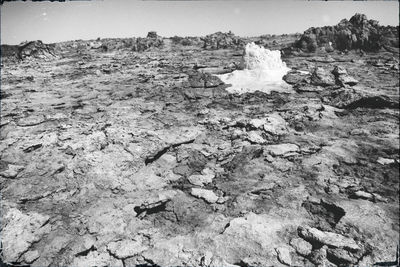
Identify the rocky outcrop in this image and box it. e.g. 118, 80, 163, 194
294, 13, 399, 52
201, 31, 245, 50
171, 36, 201, 46
1, 40, 57, 61
133, 32, 164, 52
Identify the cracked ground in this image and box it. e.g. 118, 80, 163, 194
0, 41, 399, 267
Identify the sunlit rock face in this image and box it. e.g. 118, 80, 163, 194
218, 42, 292, 94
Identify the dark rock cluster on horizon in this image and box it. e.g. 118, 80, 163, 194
294, 13, 399, 52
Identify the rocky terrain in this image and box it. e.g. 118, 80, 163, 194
1, 14, 399, 267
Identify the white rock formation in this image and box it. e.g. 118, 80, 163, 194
217, 42, 292, 94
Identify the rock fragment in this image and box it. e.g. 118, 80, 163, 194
262, 113, 288, 136
246, 131, 265, 144
190, 188, 219, 203
23, 250, 40, 264
298, 226, 361, 252
265, 143, 299, 157
107, 238, 147, 259
187, 168, 215, 186
0, 164, 25, 178
275, 247, 292, 266
309, 245, 328, 265
290, 238, 312, 256
310, 67, 336, 86
377, 157, 396, 165
332, 66, 358, 86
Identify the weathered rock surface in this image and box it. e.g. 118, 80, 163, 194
0, 18, 398, 266
1, 208, 51, 263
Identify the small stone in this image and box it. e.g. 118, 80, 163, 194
246, 131, 265, 144
310, 245, 328, 265
190, 188, 219, 203
290, 238, 312, 256
265, 143, 299, 157
188, 174, 213, 186
248, 118, 267, 129
311, 67, 336, 86
216, 196, 229, 204
188, 168, 215, 186
350, 129, 369, 136
377, 157, 395, 165
0, 164, 25, 178
275, 247, 292, 266
332, 66, 348, 76
352, 190, 374, 200
263, 113, 288, 136
298, 226, 361, 252
201, 251, 213, 266
337, 75, 358, 86
23, 250, 40, 264
326, 184, 340, 195
107, 238, 147, 259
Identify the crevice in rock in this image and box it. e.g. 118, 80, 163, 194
75, 246, 95, 257
302, 199, 346, 228
219, 222, 231, 234
345, 96, 399, 110
23, 144, 42, 153
134, 202, 167, 218
144, 139, 195, 165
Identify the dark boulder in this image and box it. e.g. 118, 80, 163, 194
188, 72, 224, 88
310, 67, 336, 87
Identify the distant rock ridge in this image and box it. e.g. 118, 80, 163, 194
293, 13, 399, 52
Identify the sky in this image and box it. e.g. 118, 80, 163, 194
1, 0, 399, 45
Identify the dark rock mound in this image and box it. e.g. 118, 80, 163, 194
133, 32, 164, 52
294, 13, 399, 52
201, 31, 245, 50
171, 36, 201, 46
328, 88, 399, 109
187, 72, 224, 88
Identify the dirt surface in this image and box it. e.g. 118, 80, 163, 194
1, 34, 399, 267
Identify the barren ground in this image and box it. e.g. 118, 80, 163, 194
0, 38, 399, 266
